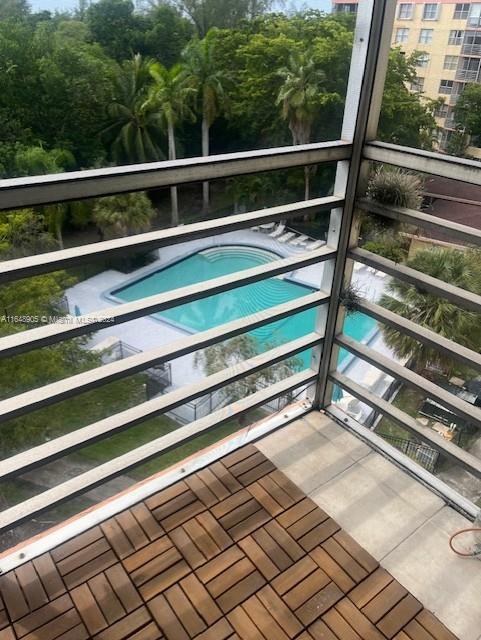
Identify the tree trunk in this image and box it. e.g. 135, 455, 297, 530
304, 166, 310, 201
168, 122, 179, 227
56, 224, 64, 250
202, 116, 210, 214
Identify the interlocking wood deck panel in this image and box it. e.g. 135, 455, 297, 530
0, 445, 458, 640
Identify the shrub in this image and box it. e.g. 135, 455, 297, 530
367, 166, 423, 210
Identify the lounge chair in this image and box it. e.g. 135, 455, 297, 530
259, 222, 275, 232
269, 222, 286, 238
306, 239, 325, 250
289, 234, 309, 246
278, 231, 296, 243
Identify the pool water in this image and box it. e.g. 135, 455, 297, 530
113, 245, 376, 369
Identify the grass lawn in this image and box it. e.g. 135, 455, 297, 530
75, 408, 268, 480
375, 384, 425, 442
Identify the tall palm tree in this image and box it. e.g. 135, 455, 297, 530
380, 248, 481, 375
182, 34, 229, 213
103, 54, 164, 165
147, 62, 196, 226
277, 51, 326, 200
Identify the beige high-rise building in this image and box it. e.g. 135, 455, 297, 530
333, 1, 481, 153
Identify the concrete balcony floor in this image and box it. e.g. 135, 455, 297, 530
0, 412, 479, 640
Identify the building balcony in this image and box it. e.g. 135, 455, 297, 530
0, 1, 480, 639
455, 68, 480, 82
461, 43, 481, 56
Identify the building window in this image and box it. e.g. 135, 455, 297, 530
444, 55, 458, 70
335, 3, 357, 12
439, 79, 454, 94
435, 104, 449, 118
419, 29, 433, 44
395, 27, 410, 44
398, 3, 414, 19
453, 3, 470, 19
417, 53, 430, 67
448, 30, 464, 45
468, 3, 481, 27
411, 77, 425, 91
423, 3, 439, 20
438, 129, 452, 150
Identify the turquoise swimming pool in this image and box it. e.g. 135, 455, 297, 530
112, 245, 376, 369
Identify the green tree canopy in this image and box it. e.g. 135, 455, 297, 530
172, 0, 276, 37
380, 248, 481, 374
378, 49, 438, 150
87, 0, 146, 60
194, 334, 302, 410
453, 82, 481, 147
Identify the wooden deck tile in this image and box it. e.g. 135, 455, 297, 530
0, 445, 458, 640
414, 610, 459, 640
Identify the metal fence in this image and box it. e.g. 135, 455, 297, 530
376, 432, 440, 473
0, 0, 481, 566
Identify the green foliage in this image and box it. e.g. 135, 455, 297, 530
93, 192, 157, 238
215, 13, 352, 149
277, 50, 327, 145
378, 49, 438, 150
194, 334, 302, 405
0, 209, 57, 258
367, 166, 423, 210
182, 33, 230, 129
14, 146, 75, 177
172, 0, 276, 37
87, 0, 144, 61
103, 54, 165, 163
0, 0, 29, 21
453, 83, 481, 150
340, 283, 362, 315
380, 248, 481, 374
0, 17, 117, 169
0, 5, 439, 178
148, 62, 197, 137
143, 4, 194, 67
362, 234, 408, 263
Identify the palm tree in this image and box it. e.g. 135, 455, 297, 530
147, 62, 196, 226
93, 192, 156, 239
380, 248, 481, 375
103, 54, 165, 165
277, 51, 326, 200
182, 34, 229, 213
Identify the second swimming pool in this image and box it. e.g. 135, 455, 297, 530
112, 245, 377, 369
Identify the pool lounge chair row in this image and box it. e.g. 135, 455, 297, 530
251, 222, 325, 250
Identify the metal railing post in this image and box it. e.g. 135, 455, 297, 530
311, 0, 397, 410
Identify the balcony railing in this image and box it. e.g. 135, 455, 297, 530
455, 68, 480, 81
461, 42, 481, 56
444, 117, 457, 129
0, 0, 480, 573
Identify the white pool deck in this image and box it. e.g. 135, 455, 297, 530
66, 229, 394, 410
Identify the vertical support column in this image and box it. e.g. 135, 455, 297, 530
311, 0, 397, 410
